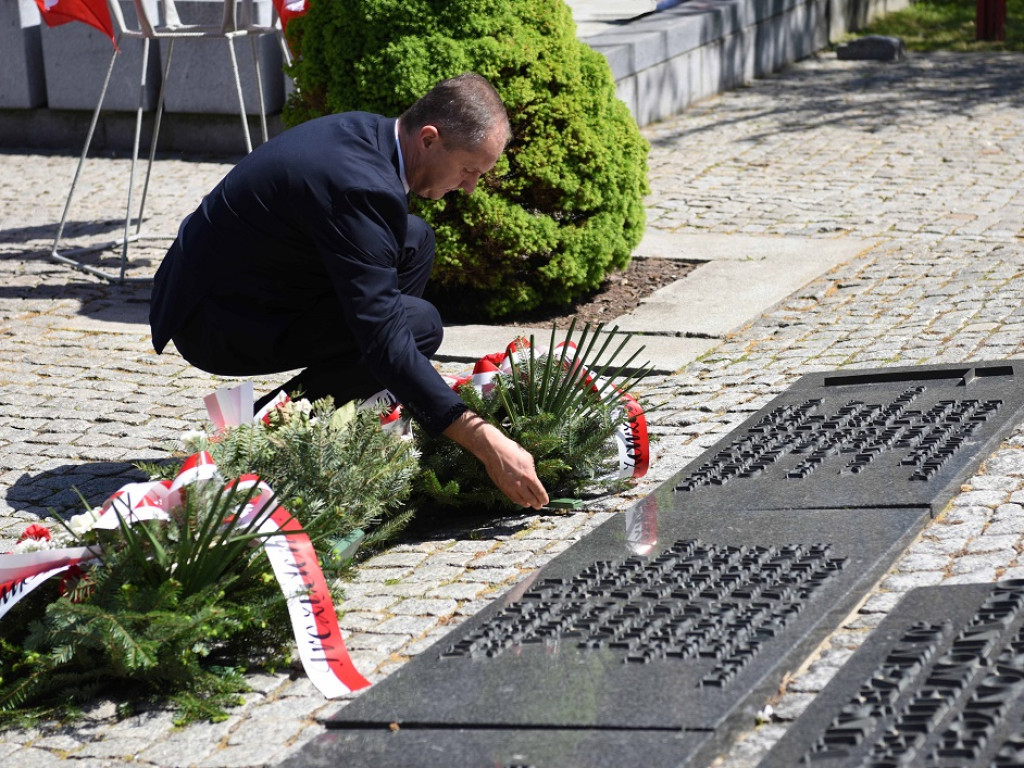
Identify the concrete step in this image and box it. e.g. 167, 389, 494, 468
438, 232, 875, 374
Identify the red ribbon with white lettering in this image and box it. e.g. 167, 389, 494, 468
232, 480, 370, 695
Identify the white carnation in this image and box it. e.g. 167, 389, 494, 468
14, 537, 56, 553
68, 507, 102, 537
181, 429, 208, 447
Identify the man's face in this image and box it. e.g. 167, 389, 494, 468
408, 126, 505, 200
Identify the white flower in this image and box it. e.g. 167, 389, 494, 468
68, 507, 102, 537
181, 429, 208, 448
14, 537, 56, 553
291, 398, 313, 416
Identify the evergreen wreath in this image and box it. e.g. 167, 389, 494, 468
0, 326, 650, 727
415, 322, 652, 511
1, 399, 417, 727
149, 396, 421, 575
0, 481, 293, 726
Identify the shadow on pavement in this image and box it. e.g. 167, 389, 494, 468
0, 279, 152, 324
5, 460, 164, 518
648, 53, 1024, 147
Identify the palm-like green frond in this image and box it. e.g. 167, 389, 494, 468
415, 322, 651, 511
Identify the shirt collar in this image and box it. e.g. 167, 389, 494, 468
395, 119, 409, 195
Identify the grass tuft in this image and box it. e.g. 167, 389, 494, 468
848, 0, 1024, 52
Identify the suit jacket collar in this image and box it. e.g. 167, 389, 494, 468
377, 117, 406, 191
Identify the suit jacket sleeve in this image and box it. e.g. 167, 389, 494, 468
307, 178, 466, 437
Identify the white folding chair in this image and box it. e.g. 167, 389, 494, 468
50, 0, 285, 282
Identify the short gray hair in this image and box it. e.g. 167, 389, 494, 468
400, 73, 511, 151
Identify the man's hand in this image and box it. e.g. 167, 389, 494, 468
443, 411, 549, 509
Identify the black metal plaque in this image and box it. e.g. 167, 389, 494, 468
325, 498, 927, 745
671, 361, 1024, 513
757, 580, 1024, 768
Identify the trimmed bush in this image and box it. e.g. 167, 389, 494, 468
284, 0, 650, 319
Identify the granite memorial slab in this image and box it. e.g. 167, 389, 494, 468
323, 495, 927, 751
757, 580, 1024, 768
281, 726, 711, 768
671, 361, 1024, 514
290, 361, 1024, 768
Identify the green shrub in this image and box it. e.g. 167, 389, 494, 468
284, 0, 650, 319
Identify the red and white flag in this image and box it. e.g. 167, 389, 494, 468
272, 0, 308, 32
34, 0, 115, 45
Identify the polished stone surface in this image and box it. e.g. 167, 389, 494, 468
757, 580, 1024, 767
671, 361, 1024, 514
280, 727, 711, 768
322, 498, 927, 749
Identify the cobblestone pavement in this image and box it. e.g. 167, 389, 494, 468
2, 50, 1024, 766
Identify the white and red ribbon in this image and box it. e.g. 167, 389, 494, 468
443, 336, 650, 479
0, 454, 369, 697
361, 389, 411, 437
205, 382, 257, 430
230, 479, 370, 696
205, 382, 293, 430
0, 547, 98, 621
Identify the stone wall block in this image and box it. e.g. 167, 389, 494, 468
40, 0, 162, 112
0, 0, 46, 108
157, 0, 284, 116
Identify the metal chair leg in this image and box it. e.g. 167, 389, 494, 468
49, 46, 121, 280
49, 38, 158, 284
227, 36, 253, 153
118, 36, 152, 280
133, 37, 177, 266
48, 12, 281, 283
250, 34, 269, 144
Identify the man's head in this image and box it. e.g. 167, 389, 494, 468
399, 73, 512, 200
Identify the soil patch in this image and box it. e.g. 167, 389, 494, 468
507, 257, 702, 327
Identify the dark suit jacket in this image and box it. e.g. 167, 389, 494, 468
149, 111, 465, 436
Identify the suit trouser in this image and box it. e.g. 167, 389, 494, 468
171, 215, 442, 413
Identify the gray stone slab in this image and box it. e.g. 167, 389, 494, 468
157, 0, 284, 116
40, 1, 162, 112
617, 235, 873, 337
565, 0, 663, 39
325, 500, 927, 746
836, 34, 905, 62
282, 727, 711, 768
671, 360, 1024, 513
633, 231, 872, 263
436, 233, 874, 372
0, 1, 45, 108
437, 324, 717, 375
757, 580, 1024, 768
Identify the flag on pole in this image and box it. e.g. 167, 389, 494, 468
34, 0, 115, 45
272, 0, 308, 32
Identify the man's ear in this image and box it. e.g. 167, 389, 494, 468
419, 125, 441, 149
